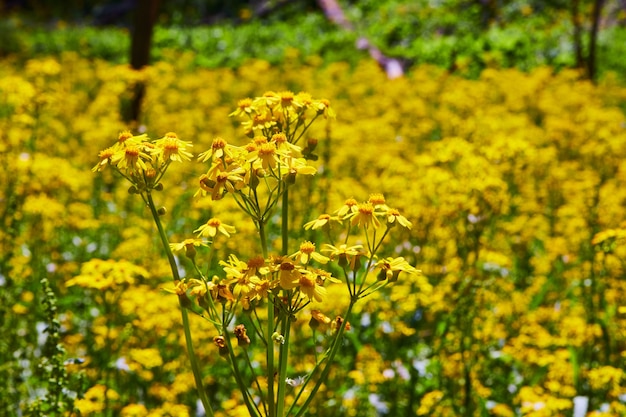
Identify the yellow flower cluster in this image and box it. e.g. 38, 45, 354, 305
3, 49, 626, 415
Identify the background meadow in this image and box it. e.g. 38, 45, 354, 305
2, 1, 626, 416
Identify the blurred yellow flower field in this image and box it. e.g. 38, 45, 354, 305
2, 50, 626, 416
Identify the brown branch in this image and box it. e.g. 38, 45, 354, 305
317, 0, 404, 79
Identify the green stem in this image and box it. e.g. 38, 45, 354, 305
288, 299, 356, 417
282, 188, 289, 256
145, 192, 215, 417
258, 219, 275, 417
276, 314, 292, 417
222, 312, 263, 417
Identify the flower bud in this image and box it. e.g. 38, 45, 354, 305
153, 183, 164, 191
214, 336, 229, 357
306, 138, 318, 152
234, 324, 251, 348
272, 332, 285, 345
157, 207, 167, 216
128, 185, 138, 194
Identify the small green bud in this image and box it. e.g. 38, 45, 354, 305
157, 207, 167, 216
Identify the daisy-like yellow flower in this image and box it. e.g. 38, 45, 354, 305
252, 91, 280, 110
297, 271, 327, 302
115, 130, 147, 148
279, 264, 327, 303
169, 238, 208, 260
197, 137, 236, 163
368, 193, 390, 211
278, 260, 301, 288
152, 132, 193, 163
321, 243, 365, 269
282, 155, 317, 178
194, 218, 236, 238
229, 97, 255, 118
92, 146, 115, 172
385, 208, 412, 229
349, 202, 381, 229
111, 144, 151, 174
335, 198, 359, 218
375, 257, 420, 282
313, 98, 336, 119
253, 142, 279, 170
304, 213, 340, 230
196, 166, 246, 200
291, 241, 329, 265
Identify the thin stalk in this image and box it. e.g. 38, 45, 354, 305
145, 192, 215, 417
282, 189, 289, 255
276, 313, 292, 417
288, 299, 356, 417
258, 219, 275, 417
222, 311, 263, 417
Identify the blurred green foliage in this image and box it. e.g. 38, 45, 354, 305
2, 0, 625, 79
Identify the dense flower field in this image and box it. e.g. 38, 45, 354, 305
2, 50, 626, 416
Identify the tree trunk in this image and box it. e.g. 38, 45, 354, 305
127, 0, 161, 123
571, 0, 585, 70
587, 0, 605, 81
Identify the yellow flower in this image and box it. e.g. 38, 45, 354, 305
385, 208, 412, 229
291, 241, 329, 265
375, 257, 420, 282
321, 243, 365, 269
349, 202, 381, 229
92, 146, 116, 172
303, 213, 341, 230
194, 218, 236, 238
111, 144, 151, 174
368, 193, 390, 211
151, 132, 193, 163
169, 238, 208, 260
335, 198, 359, 217
197, 137, 236, 163
229, 97, 255, 117
279, 262, 327, 302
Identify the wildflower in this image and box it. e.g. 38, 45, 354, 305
111, 144, 151, 174
304, 214, 334, 230
282, 155, 317, 180
278, 260, 302, 289
92, 147, 116, 172
197, 137, 235, 163
368, 193, 390, 211
220, 254, 264, 298
196, 166, 246, 200
349, 202, 381, 229
335, 198, 359, 218
385, 208, 412, 229
194, 218, 236, 238
116, 130, 145, 146
291, 241, 329, 265
297, 270, 327, 302
310, 309, 332, 330
253, 91, 280, 109
169, 238, 208, 260
331, 316, 350, 333
253, 142, 279, 170
152, 132, 193, 163
313, 98, 336, 118
375, 257, 420, 282
229, 97, 255, 117
322, 244, 365, 269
